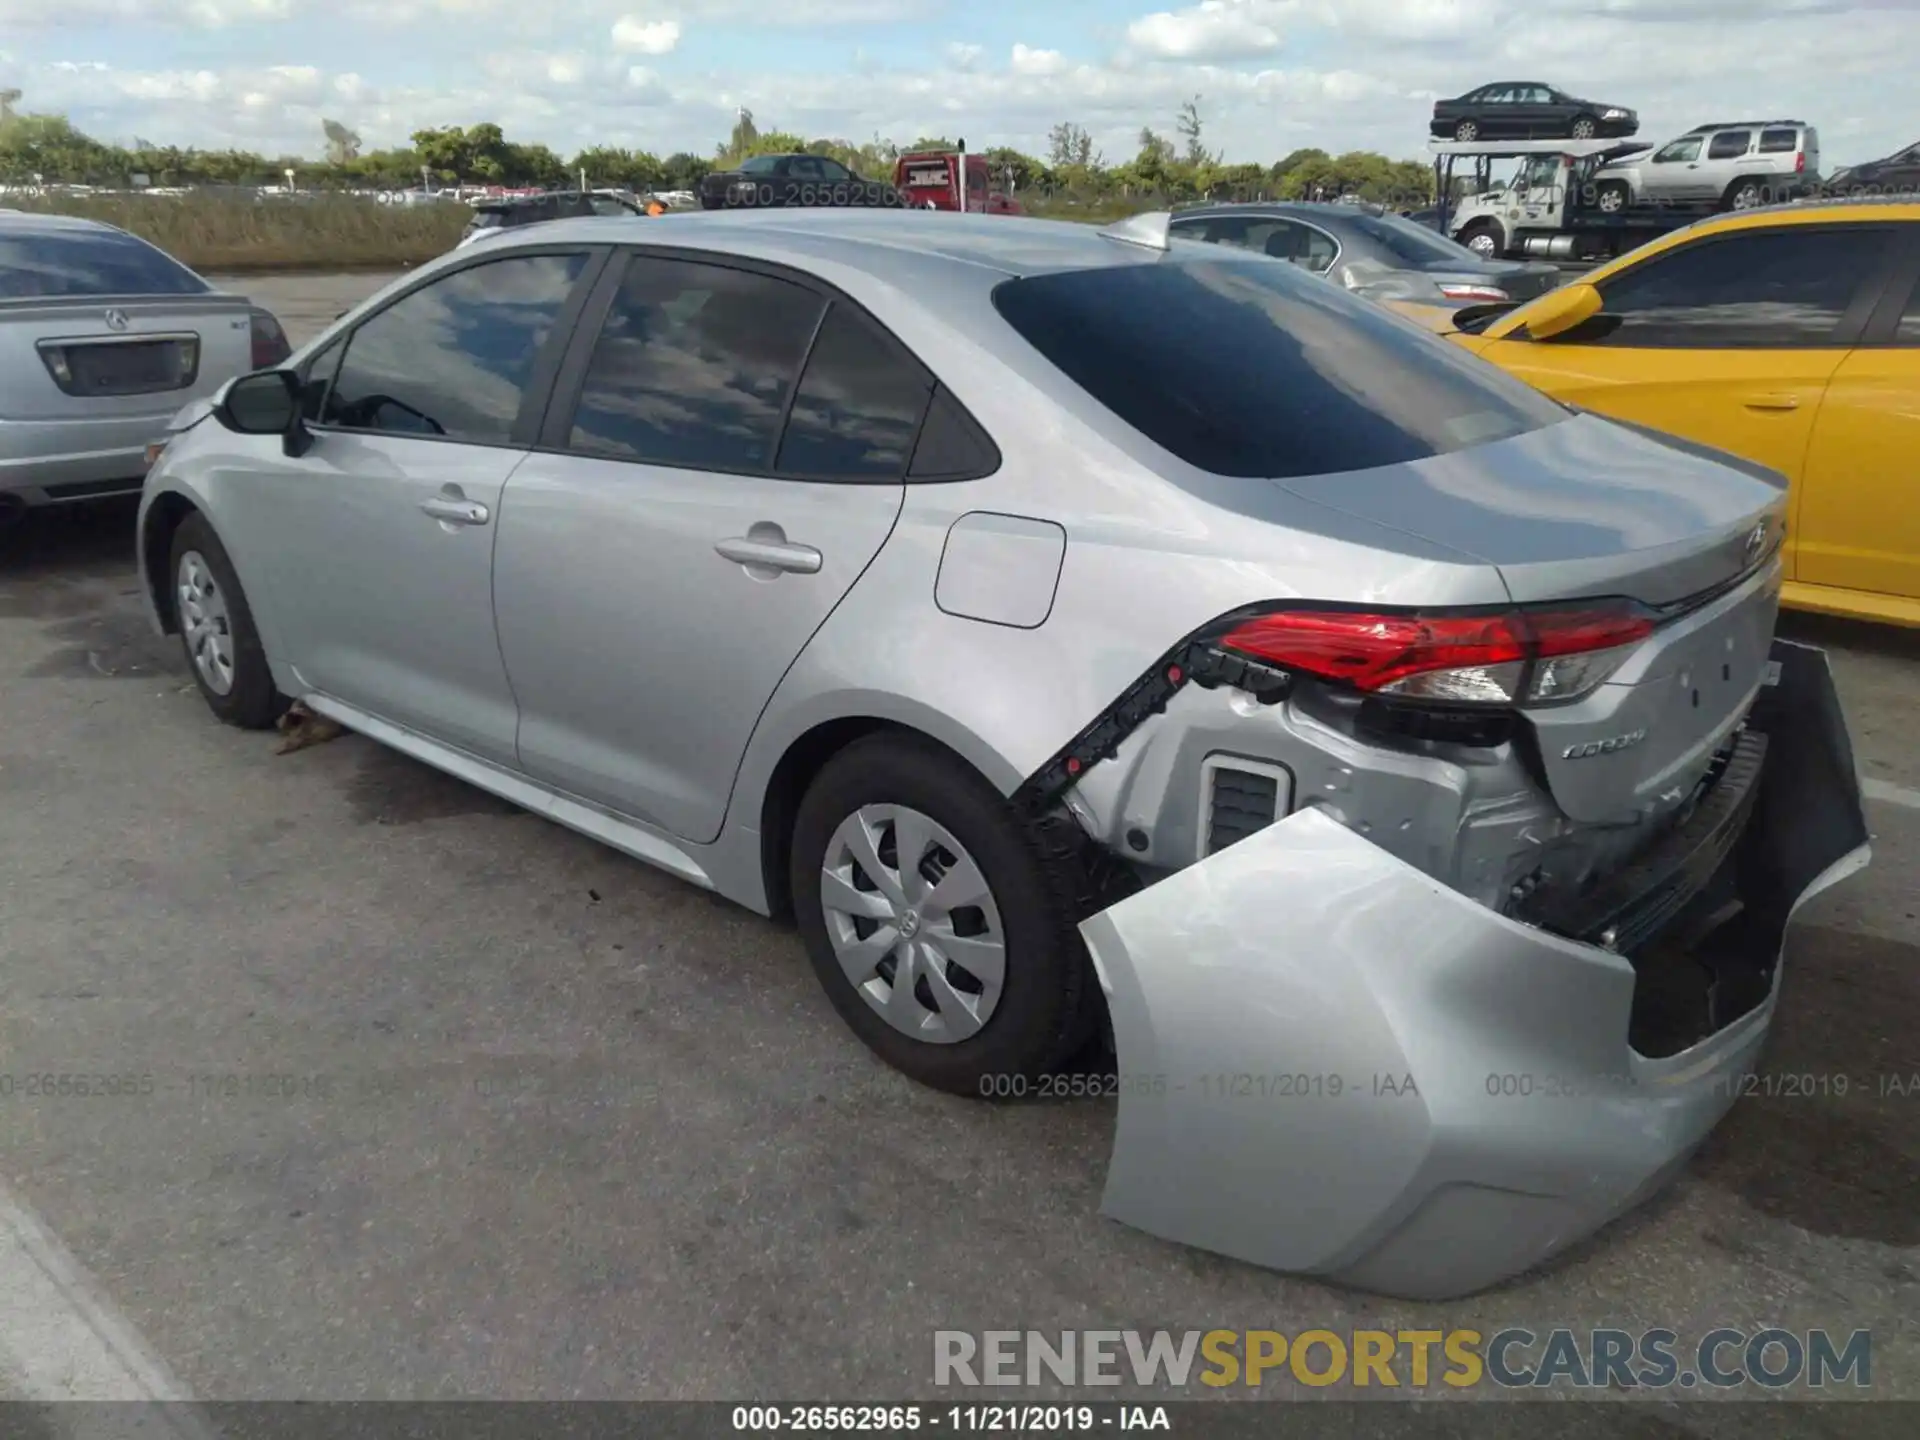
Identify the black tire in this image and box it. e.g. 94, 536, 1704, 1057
1458, 219, 1505, 260
790, 732, 1100, 1097
1453, 119, 1479, 142
168, 511, 286, 729
1723, 177, 1766, 211
1570, 115, 1598, 140
1595, 180, 1631, 214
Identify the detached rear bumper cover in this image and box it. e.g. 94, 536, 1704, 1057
1081, 639, 1869, 1299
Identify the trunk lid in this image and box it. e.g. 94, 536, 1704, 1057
1277, 412, 1789, 824
0, 293, 255, 421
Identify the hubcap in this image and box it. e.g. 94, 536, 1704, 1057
1734, 186, 1760, 209
176, 550, 235, 695
820, 804, 1007, 1044
1573, 120, 1595, 139
1470, 233, 1495, 257
1457, 123, 1477, 141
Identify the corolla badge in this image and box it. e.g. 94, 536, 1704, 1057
1563, 729, 1646, 760
104, 308, 129, 331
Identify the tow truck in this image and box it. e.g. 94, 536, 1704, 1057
1430, 138, 1716, 262
891, 146, 1024, 214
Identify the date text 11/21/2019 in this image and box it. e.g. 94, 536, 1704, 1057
732, 1406, 1170, 1432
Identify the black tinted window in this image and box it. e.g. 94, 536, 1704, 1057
1758, 129, 1799, 153
776, 304, 932, 479
1591, 228, 1889, 346
321, 251, 586, 441
567, 256, 825, 471
992, 258, 1568, 479
1897, 280, 1920, 345
0, 225, 207, 298
1707, 131, 1751, 160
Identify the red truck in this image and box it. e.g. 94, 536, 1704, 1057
891, 150, 1024, 214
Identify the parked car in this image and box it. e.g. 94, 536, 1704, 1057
1419, 198, 1920, 628
0, 210, 289, 518
1591, 121, 1820, 213
1170, 201, 1563, 304
1431, 82, 1637, 142
459, 190, 646, 247
136, 207, 1866, 1300
1825, 139, 1920, 195
697, 154, 898, 211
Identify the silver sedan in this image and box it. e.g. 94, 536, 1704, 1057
135, 208, 1868, 1299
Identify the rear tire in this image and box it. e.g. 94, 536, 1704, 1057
790, 733, 1100, 1097
1570, 115, 1598, 140
1453, 119, 1479, 142
168, 512, 286, 730
1723, 177, 1767, 211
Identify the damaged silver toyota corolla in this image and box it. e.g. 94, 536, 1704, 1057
136, 209, 1869, 1299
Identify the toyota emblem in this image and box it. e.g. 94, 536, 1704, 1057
104, 308, 129, 331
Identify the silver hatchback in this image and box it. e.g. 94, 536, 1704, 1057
137, 209, 1868, 1299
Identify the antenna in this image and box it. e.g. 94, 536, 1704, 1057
1099, 211, 1172, 251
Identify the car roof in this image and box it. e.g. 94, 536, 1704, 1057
470, 208, 1187, 280
0, 209, 120, 236
1685, 195, 1920, 229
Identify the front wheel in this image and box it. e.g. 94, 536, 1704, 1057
790, 733, 1100, 1096
169, 512, 286, 729
1458, 220, 1504, 260
1595, 180, 1630, 214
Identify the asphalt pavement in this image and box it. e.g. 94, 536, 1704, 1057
0, 273, 1915, 1418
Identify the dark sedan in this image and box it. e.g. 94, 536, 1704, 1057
1168, 202, 1563, 307
1431, 82, 1638, 142
1827, 140, 1920, 195
697, 153, 900, 210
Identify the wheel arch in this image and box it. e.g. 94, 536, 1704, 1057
141, 489, 202, 633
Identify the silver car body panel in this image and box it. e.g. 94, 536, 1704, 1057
136, 210, 1871, 1296
1086, 639, 1869, 1298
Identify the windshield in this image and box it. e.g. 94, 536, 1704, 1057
1345, 213, 1482, 267
0, 224, 209, 298
992, 256, 1569, 479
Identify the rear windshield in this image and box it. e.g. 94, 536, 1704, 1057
1344, 213, 1480, 266
991, 258, 1568, 478
0, 225, 209, 299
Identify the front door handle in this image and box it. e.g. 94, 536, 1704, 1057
420, 496, 490, 525
715, 535, 822, 574
1743, 393, 1800, 412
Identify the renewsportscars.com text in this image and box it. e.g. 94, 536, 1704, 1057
932, 1328, 1872, 1390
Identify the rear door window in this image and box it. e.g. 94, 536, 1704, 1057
563, 255, 826, 472
775, 303, 933, 481
991, 256, 1569, 479
0, 225, 208, 298
1707, 131, 1752, 160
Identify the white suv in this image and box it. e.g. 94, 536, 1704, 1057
1592, 121, 1820, 212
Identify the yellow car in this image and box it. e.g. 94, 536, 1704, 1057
1402, 200, 1920, 627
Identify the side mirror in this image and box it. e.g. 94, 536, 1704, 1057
217, 369, 299, 434
1498, 280, 1602, 342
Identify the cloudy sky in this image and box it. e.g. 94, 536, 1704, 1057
1, 1, 1915, 167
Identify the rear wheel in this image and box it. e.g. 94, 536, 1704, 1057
1453, 119, 1480, 142
169, 512, 285, 729
790, 733, 1099, 1097
1724, 177, 1767, 211
1570, 115, 1598, 140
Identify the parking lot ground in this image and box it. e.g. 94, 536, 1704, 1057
0, 276, 1917, 1419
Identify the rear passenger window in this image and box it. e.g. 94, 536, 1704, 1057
1758, 129, 1799, 154
1707, 131, 1752, 160
321, 251, 587, 442
775, 304, 932, 480
565, 255, 826, 472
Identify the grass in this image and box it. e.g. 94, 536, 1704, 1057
9, 188, 1159, 274
13, 193, 470, 272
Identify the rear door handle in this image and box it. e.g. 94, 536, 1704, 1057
1743, 393, 1800, 412
715, 536, 822, 574
420, 496, 490, 525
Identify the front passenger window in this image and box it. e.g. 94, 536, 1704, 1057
321, 252, 588, 442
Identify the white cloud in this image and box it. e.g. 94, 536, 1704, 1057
1010, 44, 1066, 76
945, 41, 984, 68
1128, 1, 1290, 61
609, 16, 681, 53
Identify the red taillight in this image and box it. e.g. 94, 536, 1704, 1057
1216, 602, 1655, 706
1795, 151, 1806, 173
1438, 283, 1510, 302
250, 308, 291, 369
